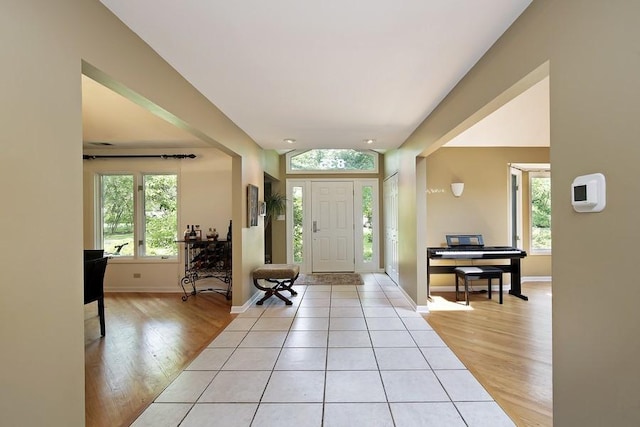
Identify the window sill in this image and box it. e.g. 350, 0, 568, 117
530, 250, 551, 256
106, 257, 179, 264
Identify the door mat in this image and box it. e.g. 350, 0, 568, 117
296, 273, 363, 286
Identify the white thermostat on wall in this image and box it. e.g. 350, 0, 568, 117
571, 173, 606, 212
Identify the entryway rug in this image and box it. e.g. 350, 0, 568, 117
296, 273, 363, 286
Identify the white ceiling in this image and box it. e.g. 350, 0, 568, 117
445, 76, 549, 147
86, 0, 534, 152
82, 75, 211, 150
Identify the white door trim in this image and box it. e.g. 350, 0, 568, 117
286, 178, 379, 274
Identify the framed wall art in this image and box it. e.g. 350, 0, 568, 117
247, 184, 259, 227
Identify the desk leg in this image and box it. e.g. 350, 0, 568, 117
508, 258, 528, 301
426, 256, 432, 300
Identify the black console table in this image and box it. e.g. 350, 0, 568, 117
177, 239, 231, 301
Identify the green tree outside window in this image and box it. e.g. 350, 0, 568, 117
531, 173, 551, 251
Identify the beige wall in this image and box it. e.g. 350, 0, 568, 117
549, 1, 640, 425
82, 147, 232, 291
4, 0, 640, 425
426, 147, 551, 287
392, 0, 640, 424
1, 1, 265, 425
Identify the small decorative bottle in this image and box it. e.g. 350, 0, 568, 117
213, 228, 219, 241
226, 220, 232, 241
184, 224, 190, 240
189, 225, 197, 240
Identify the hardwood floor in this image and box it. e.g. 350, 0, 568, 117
425, 281, 553, 427
85, 282, 552, 427
84, 292, 234, 427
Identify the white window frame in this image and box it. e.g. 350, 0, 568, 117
286, 178, 379, 273
529, 170, 551, 255
508, 166, 523, 249
354, 179, 379, 272
96, 172, 179, 260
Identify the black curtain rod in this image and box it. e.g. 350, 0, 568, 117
83, 154, 196, 160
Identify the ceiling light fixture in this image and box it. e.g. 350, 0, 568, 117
283, 138, 296, 144
364, 139, 375, 145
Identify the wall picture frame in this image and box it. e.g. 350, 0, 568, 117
247, 184, 259, 227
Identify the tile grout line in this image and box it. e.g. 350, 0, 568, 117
135, 273, 510, 426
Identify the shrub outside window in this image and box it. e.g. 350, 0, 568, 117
530, 172, 551, 254
99, 173, 178, 258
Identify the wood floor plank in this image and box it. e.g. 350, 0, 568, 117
84, 292, 234, 427
425, 282, 553, 427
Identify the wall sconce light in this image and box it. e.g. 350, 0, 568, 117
451, 182, 465, 197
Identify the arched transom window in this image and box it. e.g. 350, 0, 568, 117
286, 149, 378, 174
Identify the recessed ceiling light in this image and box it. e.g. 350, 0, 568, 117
364, 139, 375, 145
283, 138, 296, 144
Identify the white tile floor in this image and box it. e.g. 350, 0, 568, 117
131, 273, 514, 427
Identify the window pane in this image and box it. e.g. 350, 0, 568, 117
290, 149, 376, 171
143, 174, 178, 257
531, 174, 551, 251
362, 185, 373, 262
101, 175, 134, 256
292, 186, 304, 263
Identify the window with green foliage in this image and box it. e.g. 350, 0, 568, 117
292, 186, 304, 263
362, 185, 373, 262
99, 173, 178, 258
287, 149, 377, 173
530, 172, 551, 253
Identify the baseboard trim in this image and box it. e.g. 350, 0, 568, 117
231, 292, 262, 314
522, 276, 552, 282
105, 287, 183, 293
416, 305, 429, 313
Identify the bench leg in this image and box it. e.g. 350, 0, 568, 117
253, 277, 298, 305
455, 273, 470, 305
464, 277, 469, 306
277, 274, 299, 297
98, 297, 106, 337
487, 276, 503, 304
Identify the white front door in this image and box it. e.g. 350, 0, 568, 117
311, 181, 354, 272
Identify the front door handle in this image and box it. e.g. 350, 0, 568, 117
313, 220, 318, 233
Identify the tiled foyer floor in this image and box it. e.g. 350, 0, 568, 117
131, 273, 514, 427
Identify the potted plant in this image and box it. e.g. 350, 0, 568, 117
264, 192, 286, 226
